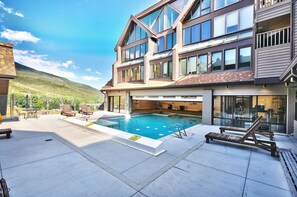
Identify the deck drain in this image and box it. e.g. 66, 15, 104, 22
45, 139, 53, 142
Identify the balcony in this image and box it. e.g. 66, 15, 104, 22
255, 0, 291, 23
255, 27, 291, 79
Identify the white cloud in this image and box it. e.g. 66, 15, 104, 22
62, 60, 74, 68
82, 76, 100, 82
85, 68, 92, 72
1, 29, 40, 43
95, 71, 101, 75
14, 49, 77, 79
0, 1, 24, 17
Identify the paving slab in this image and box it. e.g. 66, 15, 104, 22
5, 152, 136, 197
0, 134, 73, 169
247, 149, 289, 190
122, 153, 176, 184
82, 140, 151, 173
141, 160, 245, 197
243, 179, 291, 197
185, 145, 250, 177
131, 192, 147, 197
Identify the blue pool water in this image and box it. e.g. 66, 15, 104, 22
95, 114, 202, 139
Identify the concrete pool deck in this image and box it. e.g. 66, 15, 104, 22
0, 112, 294, 196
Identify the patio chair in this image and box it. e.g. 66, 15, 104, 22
205, 117, 277, 156
15, 108, 27, 119
0, 128, 12, 139
219, 116, 274, 140
61, 105, 76, 116
79, 104, 93, 115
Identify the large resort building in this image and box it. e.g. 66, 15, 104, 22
0, 42, 15, 116
101, 0, 297, 135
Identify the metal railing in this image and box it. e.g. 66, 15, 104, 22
258, 0, 288, 9
256, 27, 290, 49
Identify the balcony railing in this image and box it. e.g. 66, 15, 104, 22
258, 0, 288, 9
256, 27, 290, 49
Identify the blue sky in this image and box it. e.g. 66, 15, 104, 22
0, 0, 158, 89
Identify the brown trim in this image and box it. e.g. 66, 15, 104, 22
179, 38, 254, 58
150, 56, 173, 64
122, 38, 148, 50
117, 64, 144, 72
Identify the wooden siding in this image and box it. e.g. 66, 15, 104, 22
255, 44, 291, 78
256, 0, 291, 23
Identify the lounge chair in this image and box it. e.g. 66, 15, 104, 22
79, 104, 93, 115
61, 105, 76, 116
0, 128, 12, 139
219, 116, 274, 140
205, 117, 277, 156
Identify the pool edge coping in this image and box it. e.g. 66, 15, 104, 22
59, 116, 166, 156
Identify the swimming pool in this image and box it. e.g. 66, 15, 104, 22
95, 114, 202, 139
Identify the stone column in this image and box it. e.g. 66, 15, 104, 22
202, 90, 213, 125
125, 91, 132, 114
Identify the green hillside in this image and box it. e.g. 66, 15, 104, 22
9, 62, 103, 104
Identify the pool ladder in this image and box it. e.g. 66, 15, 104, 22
168, 123, 187, 139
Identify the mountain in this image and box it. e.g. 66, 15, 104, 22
9, 62, 103, 103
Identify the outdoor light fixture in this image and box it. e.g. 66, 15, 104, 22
263, 84, 266, 88
291, 77, 295, 83
285, 82, 289, 87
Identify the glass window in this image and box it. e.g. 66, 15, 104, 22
131, 68, 136, 81
191, 3, 201, 20
201, 20, 211, 40
226, 11, 238, 33
155, 63, 161, 78
136, 66, 140, 80
141, 29, 147, 39
136, 25, 141, 41
184, 27, 191, 45
121, 70, 125, 82
153, 9, 164, 33
225, 49, 236, 70
140, 42, 147, 57
141, 9, 161, 27
166, 33, 173, 50
168, 61, 173, 78
198, 54, 208, 73
240, 5, 253, 30
188, 56, 197, 74
173, 32, 176, 47
192, 24, 200, 43
201, 0, 210, 15
163, 62, 168, 77
227, 0, 239, 6
166, 6, 179, 29
140, 65, 144, 81
158, 37, 164, 52
125, 49, 129, 61
127, 28, 135, 44
135, 45, 140, 58
214, 15, 225, 37
239, 47, 252, 68
212, 52, 222, 71
214, 0, 225, 10
180, 59, 187, 76
129, 47, 134, 60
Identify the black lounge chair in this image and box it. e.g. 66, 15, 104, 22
0, 128, 12, 139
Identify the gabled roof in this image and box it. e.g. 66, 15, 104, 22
0, 42, 16, 79
114, 15, 157, 51
172, 0, 196, 29
135, 0, 173, 19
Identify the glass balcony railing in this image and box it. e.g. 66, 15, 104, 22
256, 27, 290, 49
